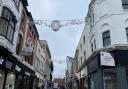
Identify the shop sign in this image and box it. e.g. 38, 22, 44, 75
15, 65, 21, 72
5, 60, 13, 69
100, 52, 115, 66
25, 71, 30, 76
22, 46, 33, 56
0, 57, 4, 65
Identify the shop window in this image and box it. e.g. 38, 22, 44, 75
83, 77, 88, 89
14, 75, 22, 89
4, 73, 16, 89
90, 74, 98, 89
102, 31, 111, 47
0, 70, 5, 89
103, 69, 117, 89
0, 7, 16, 43
126, 68, 128, 85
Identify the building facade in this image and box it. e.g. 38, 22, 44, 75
40, 40, 53, 89
76, 0, 128, 89
0, 0, 29, 89
34, 40, 46, 89
0, 0, 53, 89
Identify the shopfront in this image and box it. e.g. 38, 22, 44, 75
14, 61, 35, 89
35, 72, 44, 89
0, 69, 5, 89
0, 46, 35, 89
0, 47, 16, 89
87, 49, 128, 89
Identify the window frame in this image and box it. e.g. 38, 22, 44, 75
94, 39, 96, 49
91, 43, 93, 52
83, 36, 85, 44
0, 7, 16, 44
126, 28, 128, 42
102, 31, 111, 47
122, 0, 128, 10
13, 0, 20, 9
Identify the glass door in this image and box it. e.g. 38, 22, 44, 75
4, 72, 16, 89
0, 69, 5, 89
89, 73, 98, 89
103, 69, 117, 89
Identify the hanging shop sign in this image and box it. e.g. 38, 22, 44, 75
22, 46, 33, 56
15, 65, 21, 72
100, 52, 115, 66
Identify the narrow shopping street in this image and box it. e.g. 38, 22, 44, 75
0, 0, 128, 89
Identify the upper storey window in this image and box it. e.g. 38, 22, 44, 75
102, 31, 111, 47
13, 0, 20, 8
122, 0, 128, 9
0, 7, 16, 43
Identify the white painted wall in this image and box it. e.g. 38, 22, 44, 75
0, 0, 23, 54
77, 0, 128, 78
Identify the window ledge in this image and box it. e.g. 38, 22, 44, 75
0, 35, 13, 45
123, 9, 128, 12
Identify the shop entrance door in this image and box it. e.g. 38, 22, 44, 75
15, 74, 23, 89
0, 69, 5, 89
103, 69, 117, 89
4, 73, 16, 89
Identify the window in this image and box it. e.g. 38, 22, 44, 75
0, 7, 16, 43
102, 31, 111, 47
16, 34, 22, 55
126, 28, 128, 42
91, 43, 93, 52
83, 36, 85, 44
80, 44, 82, 50
90, 73, 98, 89
84, 51, 86, 58
94, 39, 96, 49
0, 70, 5, 89
122, 0, 128, 9
81, 57, 82, 64
13, 0, 20, 7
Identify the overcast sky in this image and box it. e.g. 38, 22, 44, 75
28, 0, 90, 78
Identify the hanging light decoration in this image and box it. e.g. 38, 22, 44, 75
31, 19, 84, 31
51, 20, 61, 31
